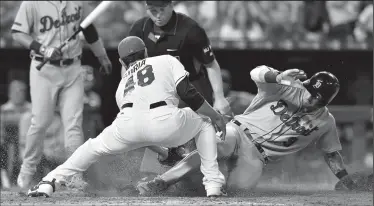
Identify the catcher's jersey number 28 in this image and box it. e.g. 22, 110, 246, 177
123, 63, 155, 97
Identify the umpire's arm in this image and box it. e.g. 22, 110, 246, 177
186, 24, 231, 114
169, 56, 226, 136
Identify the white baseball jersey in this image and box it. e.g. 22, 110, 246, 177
235, 66, 342, 157
115, 55, 188, 110
11, 1, 87, 59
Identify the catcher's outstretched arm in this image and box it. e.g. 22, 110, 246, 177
324, 151, 356, 189
160, 150, 201, 185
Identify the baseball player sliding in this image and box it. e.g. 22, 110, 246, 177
137, 66, 362, 194
27, 36, 227, 198
11, 1, 112, 190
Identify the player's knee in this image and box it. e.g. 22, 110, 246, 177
217, 124, 238, 158
226, 123, 239, 139
30, 116, 53, 131
82, 138, 105, 155
64, 125, 83, 138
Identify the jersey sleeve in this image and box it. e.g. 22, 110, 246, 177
187, 24, 215, 65
316, 114, 342, 153
168, 55, 189, 85
11, 1, 34, 34
251, 65, 305, 97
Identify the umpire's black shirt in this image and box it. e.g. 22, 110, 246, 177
129, 11, 215, 81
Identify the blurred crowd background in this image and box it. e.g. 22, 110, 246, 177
1, 1, 373, 49
0, 1, 372, 190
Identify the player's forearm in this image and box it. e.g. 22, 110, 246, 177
196, 101, 221, 121
250, 65, 280, 83
324, 151, 350, 179
88, 38, 107, 58
324, 151, 358, 189
12, 32, 38, 51
205, 59, 225, 99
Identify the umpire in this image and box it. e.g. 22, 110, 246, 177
128, 0, 231, 114
128, 0, 232, 171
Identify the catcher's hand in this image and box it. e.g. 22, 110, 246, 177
97, 55, 112, 75
214, 97, 234, 118
213, 113, 227, 141
277, 69, 307, 84
42, 47, 62, 61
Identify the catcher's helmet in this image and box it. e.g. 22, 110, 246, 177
303, 71, 340, 106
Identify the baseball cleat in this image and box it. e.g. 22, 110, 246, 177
158, 147, 186, 167
206, 187, 227, 197
136, 176, 169, 196
27, 179, 56, 197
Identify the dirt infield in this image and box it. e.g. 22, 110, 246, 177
2, 149, 372, 206
1, 188, 372, 206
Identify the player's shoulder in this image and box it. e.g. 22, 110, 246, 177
176, 12, 204, 32
147, 54, 174, 64
19, 1, 36, 8
176, 12, 199, 26
326, 109, 336, 123
147, 55, 181, 69
317, 107, 337, 126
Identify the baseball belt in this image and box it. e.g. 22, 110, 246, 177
32, 55, 81, 68
121, 101, 167, 109
231, 119, 269, 164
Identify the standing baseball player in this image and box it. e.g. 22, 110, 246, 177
138, 66, 362, 194
11, 1, 112, 190
128, 0, 232, 173
27, 36, 226, 198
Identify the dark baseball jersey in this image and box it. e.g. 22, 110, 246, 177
129, 11, 215, 104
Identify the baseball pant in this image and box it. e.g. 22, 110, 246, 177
42, 105, 225, 191
159, 121, 265, 191
20, 60, 84, 176
140, 74, 214, 173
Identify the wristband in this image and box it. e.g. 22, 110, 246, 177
336, 169, 349, 179
30, 40, 42, 54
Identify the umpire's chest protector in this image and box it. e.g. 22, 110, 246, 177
139, 14, 198, 77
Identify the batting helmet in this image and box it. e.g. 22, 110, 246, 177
303, 71, 340, 106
